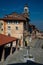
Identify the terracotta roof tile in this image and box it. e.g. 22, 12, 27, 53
3, 12, 26, 21
0, 34, 17, 46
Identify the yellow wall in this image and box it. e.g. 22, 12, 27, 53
4, 21, 23, 38
0, 20, 29, 47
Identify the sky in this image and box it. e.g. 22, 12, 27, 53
0, 0, 43, 31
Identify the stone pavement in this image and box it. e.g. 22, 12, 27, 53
0, 38, 43, 65
4, 48, 43, 65
3, 48, 27, 65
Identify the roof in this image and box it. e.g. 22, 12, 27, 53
0, 12, 30, 21
0, 34, 17, 46
20, 13, 30, 19
0, 12, 26, 21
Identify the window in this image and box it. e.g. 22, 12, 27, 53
16, 26, 18, 30
7, 21, 10, 24
8, 26, 11, 28
1, 29, 3, 31
14, 21, 19, 24
16, 21, 19, 24
8, 26, 11, 35
8, 20, 13, 24
25, 9, 27, 13
8, 26, 11, 30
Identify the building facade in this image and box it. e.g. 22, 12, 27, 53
0, 4, 30, 47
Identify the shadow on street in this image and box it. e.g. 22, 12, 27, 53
8, 60, 43, 65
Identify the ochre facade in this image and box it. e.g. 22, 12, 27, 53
0, 4, 30, 47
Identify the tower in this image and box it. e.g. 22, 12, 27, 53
24, 4, 29, 15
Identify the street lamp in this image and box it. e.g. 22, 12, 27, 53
27, 46, 30, 56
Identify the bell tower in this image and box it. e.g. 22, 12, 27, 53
24, 4, 29, 15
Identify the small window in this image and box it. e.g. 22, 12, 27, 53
25, 9, 27, 13
16, 21, 19, 24
1, 29, 3, 31
14, 21, 19, 24
8, 26, 11, 30
8, 26, 11, 28
16, 26, 18, 30
7, 21, 10, 24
